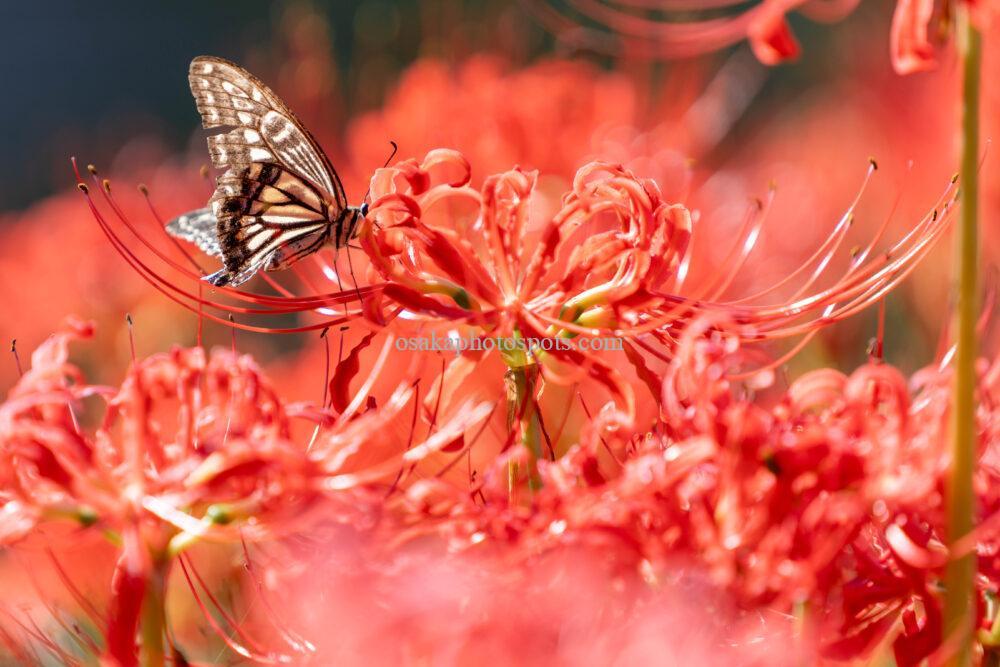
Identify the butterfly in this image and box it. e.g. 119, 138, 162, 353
166, 55, 367, 287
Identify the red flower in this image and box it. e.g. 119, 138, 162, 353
891, 0, 938, 74
367, 314, 1000, 663
0, 321, 490, 663
361, 150, 955, 408
524, 0, 860, 62
527, 0, 989, 76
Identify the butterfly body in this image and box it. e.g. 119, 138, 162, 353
166, 56, 362, 287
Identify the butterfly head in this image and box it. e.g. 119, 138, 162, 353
356, 201, 382, 232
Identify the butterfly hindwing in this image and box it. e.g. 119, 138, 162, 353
209, 162, 334, 287
165, 207, 222, 258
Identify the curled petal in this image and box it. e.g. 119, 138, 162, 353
890, 0, 937, 75
748, 1, 803, 65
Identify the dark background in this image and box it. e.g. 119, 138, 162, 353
1, 0, 883, 212
4, 1, 359, 210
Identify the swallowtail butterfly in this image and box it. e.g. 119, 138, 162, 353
166, 56, 366, 287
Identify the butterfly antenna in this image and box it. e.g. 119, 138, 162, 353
320, 327, 331, 408
361, 140, 398, 205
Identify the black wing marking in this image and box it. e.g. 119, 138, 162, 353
208, 162, 333, 287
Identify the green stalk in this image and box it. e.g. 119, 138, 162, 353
140, 559, 169, 667
504, 364, 542, 494
502, 332, 544, 498
944, 7, 981, 666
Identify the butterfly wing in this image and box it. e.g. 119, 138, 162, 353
211, 162, 335, 286
165, 207, 222, 258
187, 56, 348, 286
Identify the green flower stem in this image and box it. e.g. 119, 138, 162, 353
944, 7, 981, 666
504, 362, 542, 496
140, 557, 170, 667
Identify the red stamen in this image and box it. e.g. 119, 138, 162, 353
125, 313, 136, 365
46, 550, 105, 630
433, 402, 500, 479
876, 298, 886, 361
387, 379, 422, 495
239, 538, 315, 654
176, 555, 289, 664
10, 339, 23, 377
73, 160, 382, 333
577, 391, 623, 466
534, 393, 557, 460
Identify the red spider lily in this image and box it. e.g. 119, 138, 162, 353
0, 320, 490, 665
523, 0, 861, 63
364, 315, 1000, 665
526, 0, 993, 75
891, 0, 997, 74
816, 346, 1000, 665
361, 149, 956, 396
80, 146, 958, 474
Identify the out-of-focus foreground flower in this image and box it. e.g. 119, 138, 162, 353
362, 318, 1000, 666
10, 313, 1000, 665
0, 320, 488, 664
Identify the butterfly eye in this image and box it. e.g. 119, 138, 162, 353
360, 203, 369, 217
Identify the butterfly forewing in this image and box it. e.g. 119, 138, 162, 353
167, 55, 355, 287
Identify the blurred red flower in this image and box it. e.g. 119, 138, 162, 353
375, 315, 1000, 664
526, 0, 993, 75
0, 320, 488, 664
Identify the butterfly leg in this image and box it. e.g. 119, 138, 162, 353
204, 268, 233, 287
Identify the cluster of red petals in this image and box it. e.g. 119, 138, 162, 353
1, 320, 321, 549
80, 146, 960, 455
360, 149, 957, 412
387, 318, 1000, 666
0, 321, 489, 664
891, 0, 939, 74
361, 150, 701, 424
